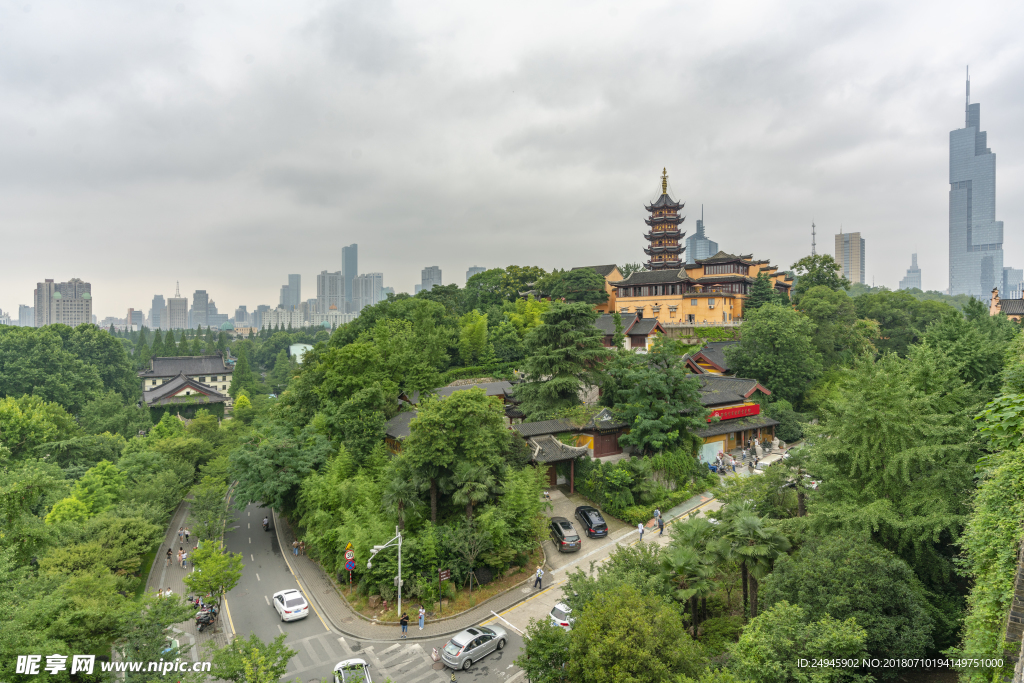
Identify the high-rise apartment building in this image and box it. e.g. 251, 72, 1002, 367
352, 272, 384, 312
317, 270, 344, 315
1003, 267, 1024, 300
899, 254, 923, 291
466, 266, 486, 282
684, 214, 719, 265
234, 306, 249, 325
34, 278, 93, 327
253, 304, 271, 330
18, 305, 33, 327
343, 244, 358, 312
950, 73, 1005, 298
279, 275, 301, 310
150, 295, 166, 330
420, 266, 442, 293
0, 310, 12, 326
167, 284, 188, 330
834, 231, 866, 285
127, 309, 145, 330
190, 290, 210, 329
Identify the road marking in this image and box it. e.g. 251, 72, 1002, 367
265, 595, 270, 605
251, 554, 254, 562
278, 624, 284, 634
248, 522, 250, 529
484, 584, 556, 623
223, 596, 236, 636
295, 577, 330, 632
256, 573, 260, 581
249, 537, 251, 544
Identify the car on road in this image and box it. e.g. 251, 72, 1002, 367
549, 603, 574, 631
333, 659, 371, 683
574, 506, 608, 538
272, 588, 309, 622
549, 517, 581, 552
441, 625, 508, 670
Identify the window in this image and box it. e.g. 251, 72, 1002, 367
691, 299, 698, 306
709, 299, 716, 306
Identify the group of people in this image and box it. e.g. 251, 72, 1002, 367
637, 508, 665, 540
155, 587, 174, 598
291, 540, 306, 556
398, 606, 427, 638
177, 526, 191, 543
714, 453, 737, 474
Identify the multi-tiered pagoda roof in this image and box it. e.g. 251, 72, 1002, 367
644, 168, 686, 270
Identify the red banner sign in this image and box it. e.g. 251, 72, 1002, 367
707, 404, 760, 422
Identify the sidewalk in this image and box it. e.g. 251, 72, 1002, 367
144, 499, 232, 662
272, 508, 546, 641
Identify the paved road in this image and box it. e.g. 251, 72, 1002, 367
224, 502, 524, 683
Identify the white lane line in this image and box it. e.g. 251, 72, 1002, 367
265, 595, 270, 605
249, 537, 251, 544
251, 554, 254, 562
278, 624, 284, 634
248, 522, 250, 529
256, 573, 260, 581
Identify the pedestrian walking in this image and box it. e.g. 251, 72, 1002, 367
400, 612, 409, 638
292, 540, 299, 556
181, 550, 188, 569
184, 528, 190, 544
658, 516, 665, 536
418, 605, 426, 630
165, 587, 173, 596
157, 588, 164, 598
299, 541, 305, 555
533, 566, 544, 589
654, 508, 661, 521
730, 457, 737, 473
165, 548, 172, 567
177, 527, 183, 542
177, 549, 182, 567
637, 522, 645, 541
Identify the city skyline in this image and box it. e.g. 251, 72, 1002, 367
3, 2, 1024, 313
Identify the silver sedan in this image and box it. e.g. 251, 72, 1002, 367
440, 625, 508, 671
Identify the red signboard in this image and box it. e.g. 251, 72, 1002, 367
707, 404, 760, 422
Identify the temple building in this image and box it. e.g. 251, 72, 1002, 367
644, 169, 686, 270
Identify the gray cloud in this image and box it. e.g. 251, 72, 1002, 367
2, 0, 1024, 317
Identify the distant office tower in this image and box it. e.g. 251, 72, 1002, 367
167, 283, 188, 330
0, 310, 11, 326
420, 266, 442, 292
684, 213, 719, 265
1003, 267, 1024, 299
834, 231, 866, 285
150, 295, 166, 330
279, 275, 301, 310
253, 304, 271, 330
299, 299, 317, 323
18, 305, 33, 327
127, 309, 145, 330
317, 270, 344, 315
899, 254, 923, 291
950, 72, 1005, 298
381, 286, 395, 298
466, 266, 486, 282
189, 290, 210, 329
34, 278, 92, 327
234, 306, 249, 325
414, 285, 422, 294
342, 244, 358, 311
353, 273, 384, 311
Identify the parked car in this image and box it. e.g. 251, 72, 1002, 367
549, 517, 581, 553
549, 603, 574, 631
333, 659, 371, 683
272, 588, 309, 622
574, 506, 608, 539
441, 625, 508, 670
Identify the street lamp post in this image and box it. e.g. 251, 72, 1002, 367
367, 526, 403, 617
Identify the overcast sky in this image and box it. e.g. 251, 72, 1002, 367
3, 0, 1024, 318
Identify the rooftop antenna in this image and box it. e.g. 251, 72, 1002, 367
811, 221, 817, 256
175, 281, 180, 297
966, 65, 970, 127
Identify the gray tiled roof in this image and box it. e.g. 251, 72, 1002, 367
584, 408, 628, 432
697, 375, 768, 406
696, 251, 755, 265
644, 193, 684, 211
696, 414, 779, 438
513, 419, 576, 438
695, 341, 739, 372
611, 269, 692, 286
385, 411, 417, 439
1001, 299, 1024, 315
141, 372, 229, 406
627, 318, 662, 336
528, 435, 590, 463
573, 265, 619, 277
139, 355, 230, 378
594, 314, 620, 335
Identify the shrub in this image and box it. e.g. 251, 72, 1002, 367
698, 615, 744, 656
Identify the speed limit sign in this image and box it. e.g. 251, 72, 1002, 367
345, 549, 354, 561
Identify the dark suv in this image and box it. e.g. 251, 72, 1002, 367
549, 517, 581, 553
574, 506, 608, 538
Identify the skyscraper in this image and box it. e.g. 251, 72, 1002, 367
18, 305, 33, 327
190, 290, 210, 329
167, 283, 188, 330
279, 275, 301, 310
466, 266, 486, 282
684, 210, 719, 265
127, 308, 145, 330
342, 244, 358, 312
150, 295, 166, 330
834, 231, 865, 285
420, 266, 442, 292
950, 71, 1004, 298
253, 304, 271, 330
34, 278, 92, 327
1003, 267, 1024, 300
899, 254, 922, 291
234, 305, 249, 325
317, 270, 344, 315
353, 273, 384, 311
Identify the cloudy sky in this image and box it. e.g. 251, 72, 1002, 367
3, 0, 1024, 318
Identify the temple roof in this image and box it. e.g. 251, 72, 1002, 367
141, 372, 229, 407
611, 269, 693, 286
1001, 299, 1024, 315
572, 264, 619, 277
644, 193, 685, 212
385, 410, 417, 440
696, 414, 779, 438
691, 341, 739, 373
528, 435, 590, 464
697, 375, 771, 406
695, 251, 756, 266
139, 355, 230, 378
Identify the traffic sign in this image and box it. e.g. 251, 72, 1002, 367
438, 569, 450, 581
345, 560, 355, 571
345, 549, 355, 561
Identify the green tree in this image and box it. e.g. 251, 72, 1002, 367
78, 390, 153, 439
790, 254, 850, 303
500, 265, 548, 301
182, 539, 243, 600
230, 423, 333, 512
620, 263, 645, 278
0, 394, 80, 459
381, 467, 422, 531
921, 310, 1012, 392
465, 268, 508, 310
268, 348, 292, 393
724, 509, 791, 617
0, 326, 104, 414
725, 304, 823, 407
205, 633, 297, 683
745, 271, 779, 311
729, 601, 869, 683
796, 286, 877, 366
852, 290, 953, 357
71, 459, 126, 515
44, 496, 90, 525
115, 593, 196, 683
515, 618, 570, 683
550, 268, 610, 304
566, 585, 706, 683
190, 475, 229, 542
458, 310, 493, 366
490, 319, 526, 363
612, 311, 626, 349
661, 543, 714, 634
449, 461, 496, 521
516, 302, 610, 419
229, 346, 258, 398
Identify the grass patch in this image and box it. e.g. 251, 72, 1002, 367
133, 538, 163, 600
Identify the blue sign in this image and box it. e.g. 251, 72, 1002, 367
345, 560, 356, 571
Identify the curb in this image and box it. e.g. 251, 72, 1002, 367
272, 507, 552, 641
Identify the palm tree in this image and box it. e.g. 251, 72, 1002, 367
450, 462, 495, 521
382, 475, 422, 531
726, 512, 791, 618
660, 544, 714, 635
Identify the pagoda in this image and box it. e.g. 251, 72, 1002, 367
643, 168, 686, 270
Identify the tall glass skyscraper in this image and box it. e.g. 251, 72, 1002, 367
949, 72, 1004, 298
684, 215, 719, 265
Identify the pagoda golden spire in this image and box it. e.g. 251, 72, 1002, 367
661, 168, 668, 194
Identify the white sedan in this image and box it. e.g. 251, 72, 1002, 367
333, 659, 372, 683
272, 589, 309, 622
